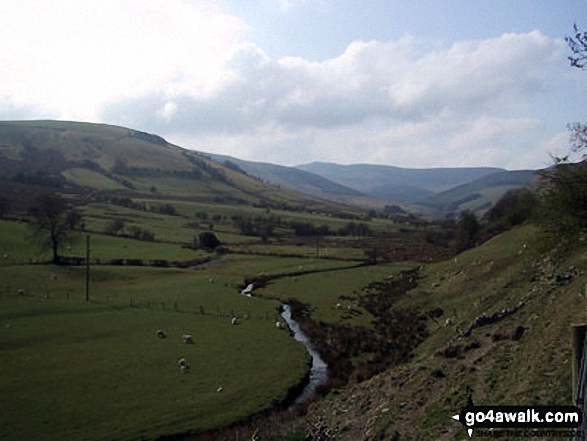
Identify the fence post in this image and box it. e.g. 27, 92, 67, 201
572, 323, 587, 402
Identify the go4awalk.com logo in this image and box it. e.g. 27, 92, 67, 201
452, 395, 582, 438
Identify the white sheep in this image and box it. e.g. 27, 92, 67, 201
182, 334, 194, 344
180, 364, 189, 373
178, 358, 187, 366
231, 317, 239, 326
156, 329, 167, 338
217, 385, 223, 392
275, 321, 285, 330
445, 318, 453, 327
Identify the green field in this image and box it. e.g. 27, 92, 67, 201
0, 297, 309, 441
0, 216, 384, 440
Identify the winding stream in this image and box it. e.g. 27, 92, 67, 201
280, 304, 328, 405
239, 284, 328, 405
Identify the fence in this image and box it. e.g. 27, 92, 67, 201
0, 283, 280, 322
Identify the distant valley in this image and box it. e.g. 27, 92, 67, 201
205, 153, 539, 217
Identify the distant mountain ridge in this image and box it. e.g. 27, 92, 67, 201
204, 154, 365, 198
296, 162, 505, 203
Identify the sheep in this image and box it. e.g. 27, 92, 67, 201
275, 321, 285, 330
217, 385, 223, 392
231, 317, 239, 326
182, 334, 194, 344
156, 329, 167, 339
178, 358, 187, 366
445, 318, 453, 327
180, 364, 189, 373
50, 274, 57, 280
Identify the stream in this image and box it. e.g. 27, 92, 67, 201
240, 283, 328, 405
280, 304, 328, 406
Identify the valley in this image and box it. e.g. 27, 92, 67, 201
0, 120, 584, 441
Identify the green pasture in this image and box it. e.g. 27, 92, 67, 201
81, 203, 260, 245
62, 167, 126, 190
0, 291, 309, 440
257, 262, 417, 326
0, 253, 351, 314
0, 219, 208, 265
130, 176, 245, 200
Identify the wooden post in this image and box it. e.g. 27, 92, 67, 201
85, 235, 90, 302
316, 235, 320, 258
572, 323, 587, 402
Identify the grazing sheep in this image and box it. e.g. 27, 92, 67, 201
445, 318, 453, 327
217, 386, 223, 392
335, 303, 342, 309
178, 358, 187, 366
156, 329, 167, 339
231, 317, 239, 326
182, 334, 194, 344
180, 364, 189, 373
17, 289, 24, 295
275, 321, 285, 330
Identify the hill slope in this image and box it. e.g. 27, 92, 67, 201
303, 224, 587, 440
203, 153, 399, 209
418, 169, 539, 216
0, 120, 344, 213
204, 153, 365, 198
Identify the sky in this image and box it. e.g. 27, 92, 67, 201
1, 0, 586, 170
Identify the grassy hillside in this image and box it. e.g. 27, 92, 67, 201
301, 224, 587, 440
206, 154, 365, 197
0, 120, 346, 213
418, 169, 539, 216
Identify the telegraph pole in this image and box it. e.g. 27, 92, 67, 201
85, 235, 90, 302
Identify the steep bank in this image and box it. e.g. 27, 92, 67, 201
303, 225, 587, 440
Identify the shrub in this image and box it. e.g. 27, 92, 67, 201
199, 232, 221, 250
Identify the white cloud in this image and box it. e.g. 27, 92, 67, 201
0, 0, 577, 169
0, 0, 249, 121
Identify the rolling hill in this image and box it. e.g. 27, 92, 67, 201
0, 120, 347, 214
418, 169, 539, 216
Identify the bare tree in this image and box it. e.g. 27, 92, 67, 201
29, 193, 83, 264
566, 23, 587, 70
